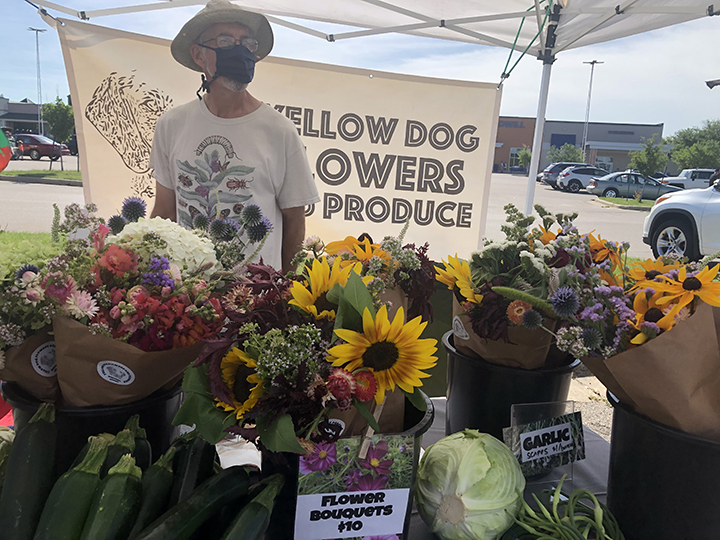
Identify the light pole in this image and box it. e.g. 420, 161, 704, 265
28, 27, 46, 136
581, 60, 603, 163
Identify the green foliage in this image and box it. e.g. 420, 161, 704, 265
547, 143, 583, 164
518, 146, 532, 169
42, 97, 75, 144
629, 134, 669, 178
0, 232, 64, 281
667, 119, 720, 169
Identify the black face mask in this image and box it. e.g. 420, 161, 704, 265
201, 43, 256, 84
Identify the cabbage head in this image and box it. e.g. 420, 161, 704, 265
415, 429, 525, 540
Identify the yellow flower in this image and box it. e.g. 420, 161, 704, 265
537, 225, 559, 245
434, 255, 483, 304
588, 233, 622, 269
328, 306, 437, 405
216, 347, 264, 420
325, 236, 362, 256
629, 290, 676, 345
507, 300, 532, 325
627, 258, 680, 291
289, 257, 365, 320
654, 264, 720, 313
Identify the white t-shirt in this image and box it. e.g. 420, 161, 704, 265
149, 99, 319, 270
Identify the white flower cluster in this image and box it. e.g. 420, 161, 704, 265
533, 239, 557, 260
519, 251, 546, 274
555, 326, 588, 358
110, 218, 217, 278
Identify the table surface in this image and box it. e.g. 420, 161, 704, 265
408, 398, 611, 539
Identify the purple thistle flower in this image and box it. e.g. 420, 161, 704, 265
247, 216, 272, 243
581, 327, 603, 349
121, 197, 147, 222
550, 286, 580, 318
521, 309, 544, 330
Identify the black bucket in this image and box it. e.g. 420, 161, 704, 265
607, 392, 720, 540
1, 381, 183, 476
262, 391, 435, 540
444, 331, 579, 439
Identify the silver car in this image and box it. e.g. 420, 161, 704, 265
587, 171, 682, 200
556, 165, 609, 192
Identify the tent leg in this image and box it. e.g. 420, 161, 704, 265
524, 61, 553, 215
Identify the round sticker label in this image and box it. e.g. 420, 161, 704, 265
31, 341, 57, 377
97, 361, 136, 386
453, 316, 470, 340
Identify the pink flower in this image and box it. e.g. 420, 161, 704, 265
22, 287, 44, 306
43, 272, 77, 304
359, 440, 393, 476
92, 223, 109, 251
20, 271, 38, 284
327, 369, 356, 400
65, 290, 99, 319
348, 474, 388, 491
299, 441, 337, 474
109, 305, 122, 319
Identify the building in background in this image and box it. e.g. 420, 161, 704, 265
0, 95, 48, 134
494, 116, 666, 173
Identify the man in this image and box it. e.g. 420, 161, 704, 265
150, 0, 319, 272
710, 168, 720, 185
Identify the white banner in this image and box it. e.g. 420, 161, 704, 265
58, 19, 501, 259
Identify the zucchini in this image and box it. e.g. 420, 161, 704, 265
70, 433, 115, 470
100, 429, 136, 478
79, 454, 142, 540
220, 474, 284, 540
0, 403, 57, 540
127, 447, 176, 540
33, 436, 110, 540
124, 415, 152, 471
133, 466, 250, 540
168, 434, 216, 507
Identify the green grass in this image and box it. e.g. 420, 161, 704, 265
599, 196, 654, 207
0, 231, 53, 243
0, 169, 82, 181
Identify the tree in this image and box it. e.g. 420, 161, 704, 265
547, 143, 583, 164
629, 135, 668, 178
518, 146, 532, 169
667, 119, 720, 169
42, 97, 74, 143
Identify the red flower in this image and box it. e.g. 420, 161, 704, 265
353, 370, 377, 402
327, 369, 356, 400
42, 272, 77, 304
97, 245, 138, 278
92, 223, 109, 252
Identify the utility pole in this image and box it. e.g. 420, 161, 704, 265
581, 60, 603, 163
28, 27, 46, 136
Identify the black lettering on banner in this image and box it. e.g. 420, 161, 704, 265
338, 113, 364, 142
429, 122, 454, 150
374, 493, 385, 503
305, 203, 315, 217
405, 120, 427, 147
561, 428, 570, 441
417, 158, 444, 193
310, 510, 321, 521
345, 195, 364, 221
320, 111, 337, 139
414, 200, 435, 226
303, 109, 320, 137
317, 149, 351, 186
445, 160, 465, 195
338, 495, 349, 505
353, 152, 396, 189
322, 495, 335, 507
457, 125, 480, 152
286, 106, 302, 132
366, 116, 399, 145
323, 193, 343, 219
322, 510, 332, 519
342, 508, 354, 519
457, 202, 472, 228
392, 198, 412, 223
273, 104, 285, 113
383, 505, 393, 516
349, 494, 365, 504
436, 201, 456, 227
395, 156, 416, 191
366, 196, 391, 223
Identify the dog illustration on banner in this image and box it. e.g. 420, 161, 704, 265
85, 70, 173, 198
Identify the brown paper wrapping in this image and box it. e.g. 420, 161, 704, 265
451, 297, 557, 370
378, 287, 408, 321
0, 328, 59, 402
581, 302, 720, 441
53, 317, 205, 407
330, 390, 405, 437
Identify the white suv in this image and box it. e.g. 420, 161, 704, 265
557, 165, 609, 192
661, 169, 716, 189
643, 183, 720, 260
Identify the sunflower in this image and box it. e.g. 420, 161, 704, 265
289, 257, 366, 320
627, 258, 680, 290
328, 305, 437, 404
216, 347, 265, 420
345, 237, 391, 266
629, 290, 676, 345
537, 225, 559, 245
588, 233, 623, 268
325, 236, 362, 255
654, 264, 720, 313
434, 255, 483, 304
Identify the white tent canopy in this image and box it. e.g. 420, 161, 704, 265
34, 0, 719, 212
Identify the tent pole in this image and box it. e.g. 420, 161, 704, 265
524, 60, 553, 215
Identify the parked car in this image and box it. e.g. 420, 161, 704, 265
660, 168, 716, 189
587, 171, 681, 200
66, 133, 78, 156
556, 165, 609, 192
643, 183, 720, 260
14, 134, 70, 161
539, 162, 590, 189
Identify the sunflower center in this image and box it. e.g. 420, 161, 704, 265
315, 292, 337, 315
231, 364, 255, 403
683, 276, 702, 291
362, 341, 399, 372
644, 307, 664, 323
645, 270, 662, 280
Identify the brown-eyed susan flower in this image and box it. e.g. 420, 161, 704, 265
629, 290, 676, 344
507, 300, 532, 324
627, 258, 680, 290
289, 257, 365, 320
434, 255, 483, 304
325, 235, 362, 255
537, 225, 560, 245
215, 347, 265, 420
654, 264, 720, 313
328, 306, 437, 405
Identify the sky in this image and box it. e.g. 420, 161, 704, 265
3, 1, 720, 137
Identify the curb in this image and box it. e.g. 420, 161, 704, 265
0, 175, 82, 187
589, 197, 651, 212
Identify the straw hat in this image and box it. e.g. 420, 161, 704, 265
171, 0, 273, 72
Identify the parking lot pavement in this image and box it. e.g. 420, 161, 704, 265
0, 181, 84, 233
3, 155, 80, 172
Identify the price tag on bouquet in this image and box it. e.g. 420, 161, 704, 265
293, 433, 413, 540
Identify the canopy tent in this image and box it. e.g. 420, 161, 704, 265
33, 0, 719, 213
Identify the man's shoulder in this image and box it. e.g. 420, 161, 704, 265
255, 103, 301, 134
158, 99, 200, 125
